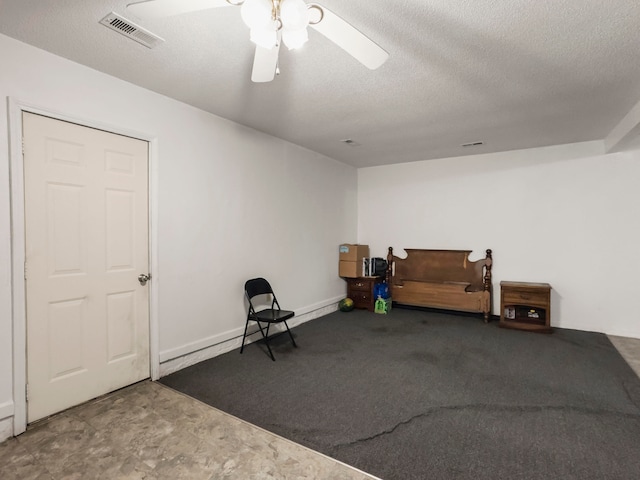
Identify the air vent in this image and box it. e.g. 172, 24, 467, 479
461, 141, 484, 148
99, 12, 164, 49
341, 139, 362, 147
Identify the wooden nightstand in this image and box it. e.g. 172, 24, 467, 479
345, 276, 383, 312
500, 281, 552, 333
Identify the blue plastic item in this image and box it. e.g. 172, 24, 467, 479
374, 282, 390, 299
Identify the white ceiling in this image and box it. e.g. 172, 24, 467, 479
1, 0, 640, 168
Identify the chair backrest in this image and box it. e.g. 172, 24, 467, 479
245, 277, 274, 300
245, 277, 283, 313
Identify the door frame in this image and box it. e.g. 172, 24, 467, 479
8, 97, 160, 435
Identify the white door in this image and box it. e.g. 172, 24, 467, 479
23, 112, 150, 422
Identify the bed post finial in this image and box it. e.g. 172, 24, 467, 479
386, 247, 393, 286
484, 249, 493, 291
483, 249, 494, 324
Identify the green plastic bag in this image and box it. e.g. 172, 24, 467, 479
374, 296, 392, 314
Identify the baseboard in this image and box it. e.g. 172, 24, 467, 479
0, 400, 14, 422
0, 416, 13, 443
159, 297, 341, 377
158, 326, 246, 364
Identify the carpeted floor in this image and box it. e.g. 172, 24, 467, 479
160, 308, 640, 480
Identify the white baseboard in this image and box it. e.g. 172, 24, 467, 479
159, 296, 340, 377
0, 401, 15, 441
158, 326, 246, 364
0, 416, 13, 443
0, 401, 13, 419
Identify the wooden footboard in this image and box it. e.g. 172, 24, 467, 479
386, 247, 493, 322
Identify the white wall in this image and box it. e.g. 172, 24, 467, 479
358, 142, 640, 338
0, 33, 356, 438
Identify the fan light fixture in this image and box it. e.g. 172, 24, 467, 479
234, 0, 314, 50
127, 0, 388, 83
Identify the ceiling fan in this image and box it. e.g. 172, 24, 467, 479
126, 0, 389, 82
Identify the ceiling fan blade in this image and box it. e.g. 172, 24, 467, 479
309, 4, 389, 70
251, 42, 281, 83
126, 0, 231, 20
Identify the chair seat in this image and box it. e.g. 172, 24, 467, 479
253, 308, 295, 323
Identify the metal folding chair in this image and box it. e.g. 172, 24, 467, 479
241, 277, 297, 361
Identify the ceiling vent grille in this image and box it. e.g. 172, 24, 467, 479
99, 12, 164, 49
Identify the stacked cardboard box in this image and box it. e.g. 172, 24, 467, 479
338, 244, 369, 278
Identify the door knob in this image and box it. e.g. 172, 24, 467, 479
138, 273, 151, 286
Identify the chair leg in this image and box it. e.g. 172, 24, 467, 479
283, 321, 297, 348
241, 318, 271, 358
241, 319, 290, 361
240, 317, 251, 354
262, 323, 276, 361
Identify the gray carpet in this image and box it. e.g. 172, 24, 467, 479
160, 308, 640, 480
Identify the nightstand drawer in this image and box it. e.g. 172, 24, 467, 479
351, 291, 371, 308
502, 290, 548, 307
349, 280, 371, 291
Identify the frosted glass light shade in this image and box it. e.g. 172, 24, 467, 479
250, 26, 278, 49
282, 27, 308, 50
280, 0, 309, 30
241, 0, 273, 30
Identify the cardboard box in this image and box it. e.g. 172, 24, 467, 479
339, 244, 369, 262
339, 260, 361, 278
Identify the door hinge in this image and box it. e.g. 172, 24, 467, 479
25, 383, 29, 402
22, 137, 25, 156
24, 259, 27, 280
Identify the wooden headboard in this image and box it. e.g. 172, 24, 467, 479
386, 247, 493, 321
387, 248, 492, 292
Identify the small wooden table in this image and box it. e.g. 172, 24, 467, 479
499, 281, 552, 333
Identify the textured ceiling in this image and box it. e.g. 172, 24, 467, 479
1, 0, 640, 167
